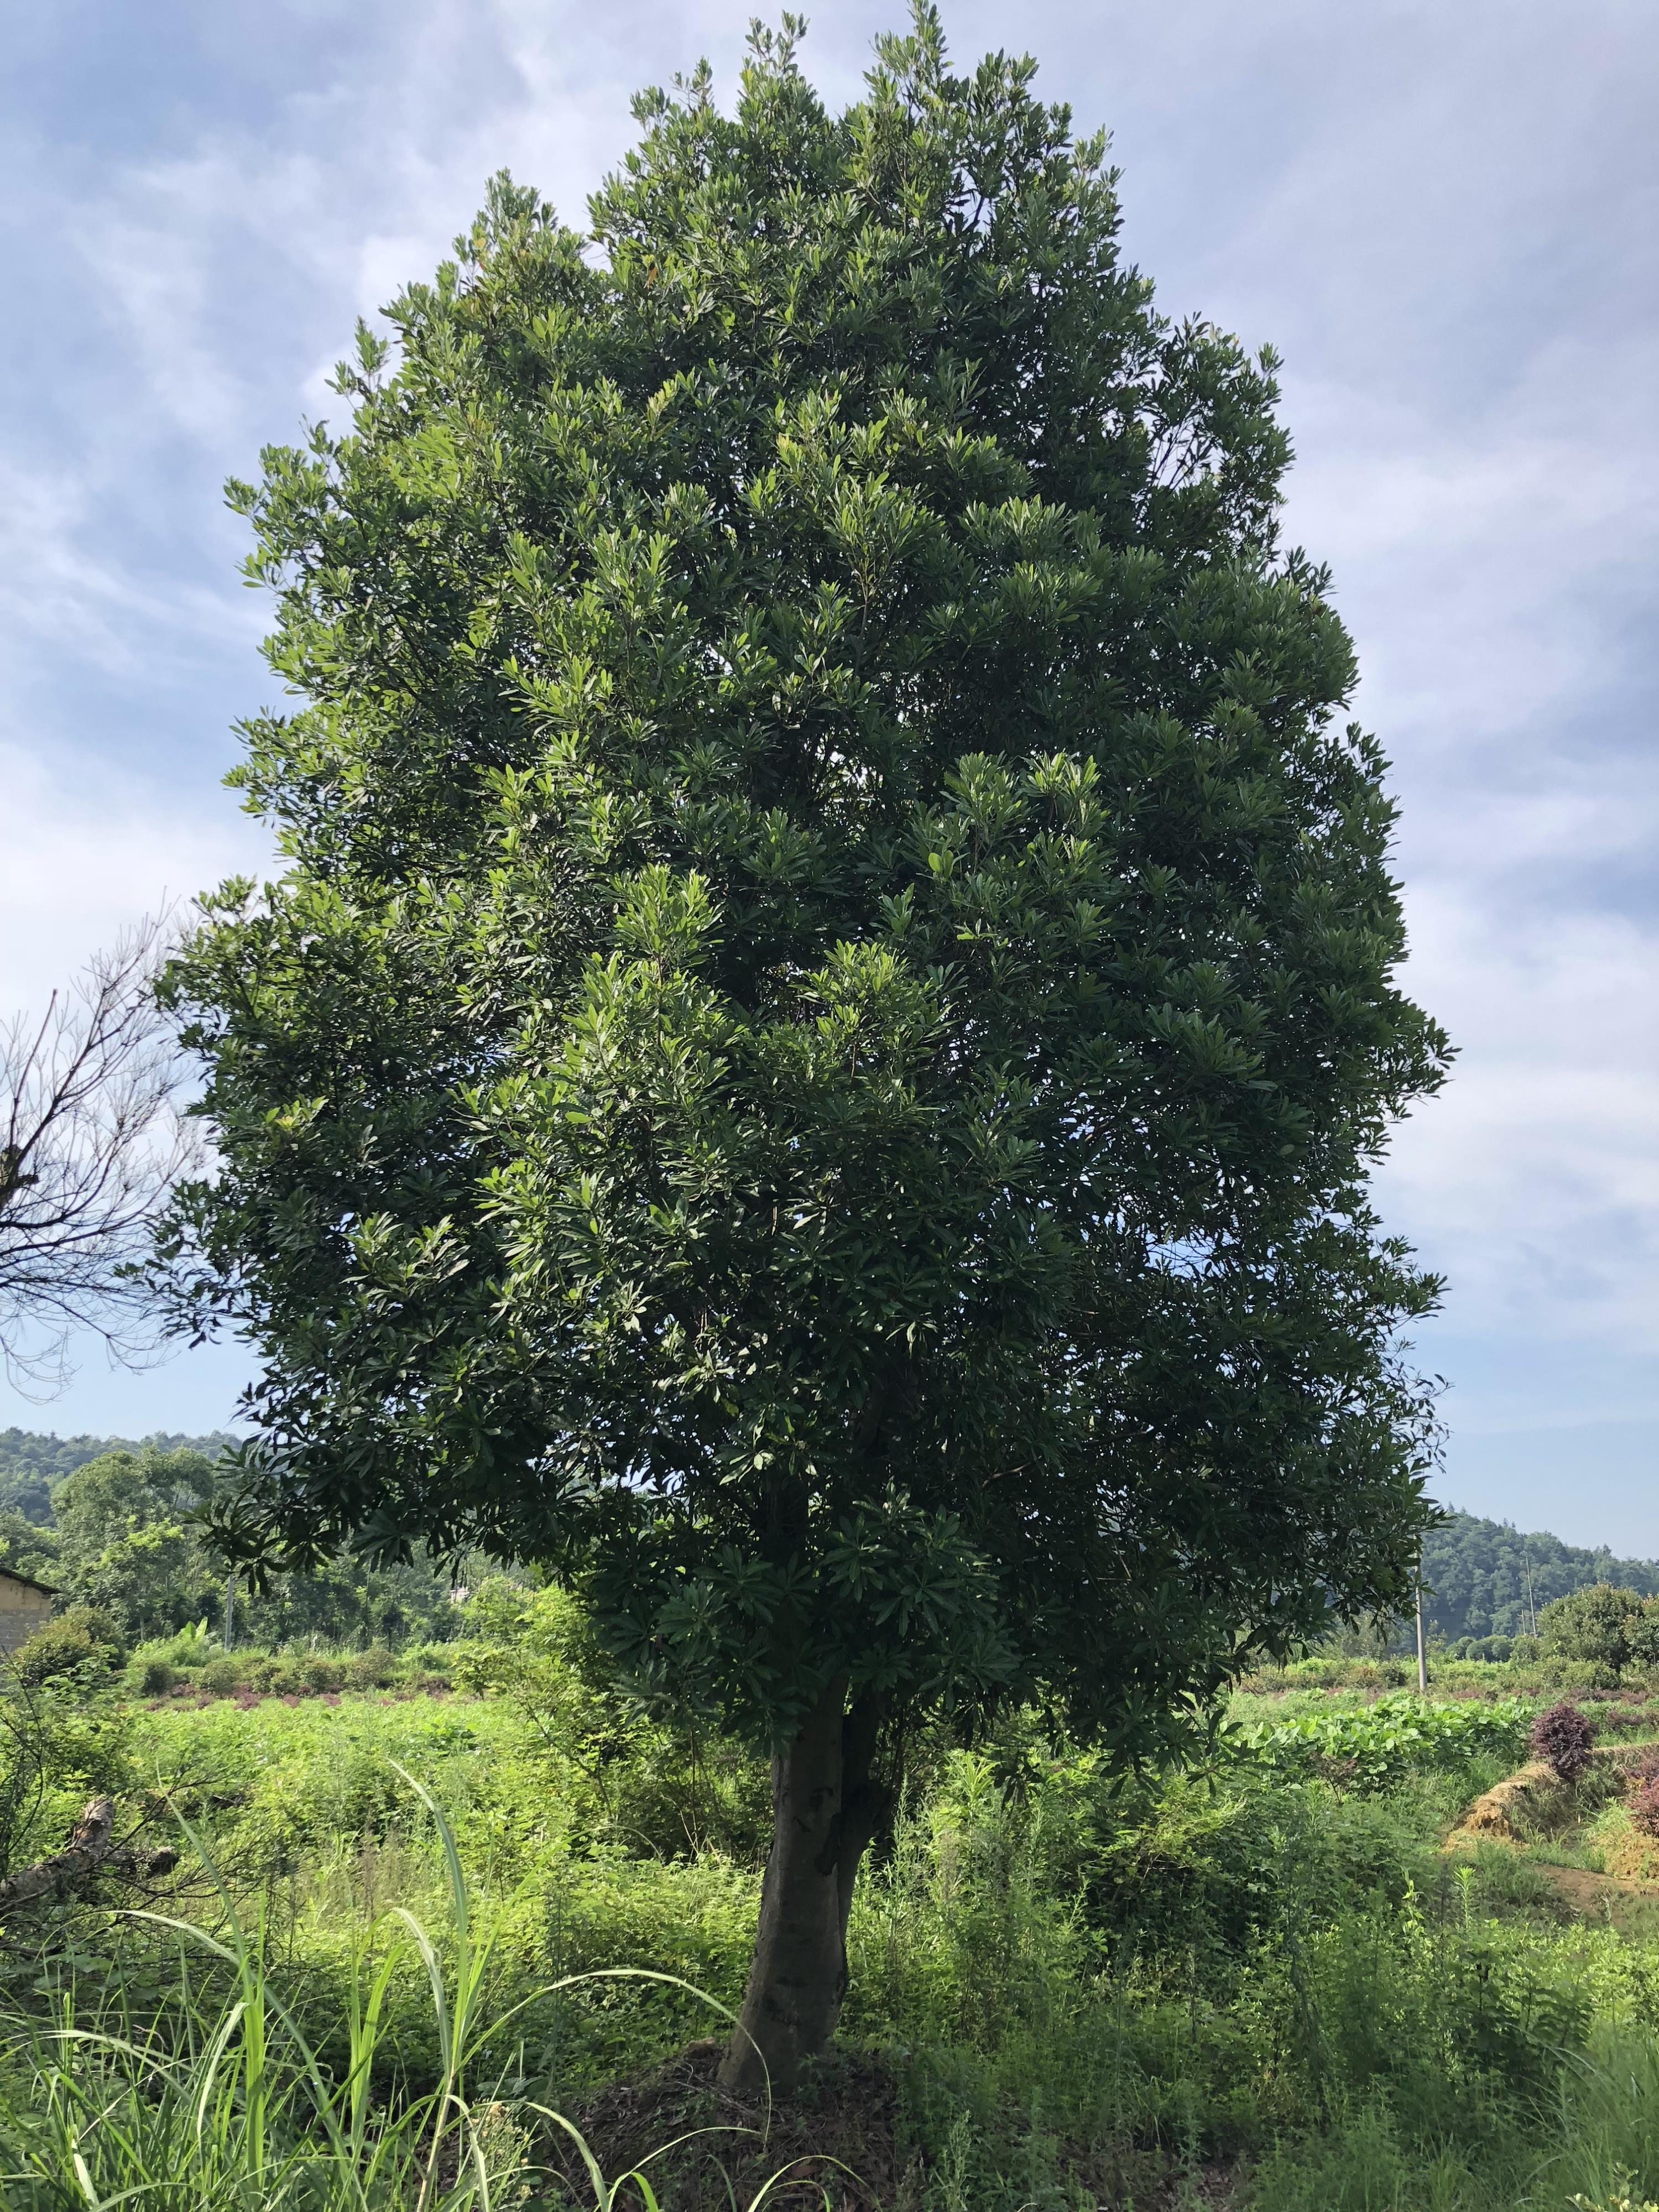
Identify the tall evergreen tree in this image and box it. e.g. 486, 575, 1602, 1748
160, 11, 1449, 2088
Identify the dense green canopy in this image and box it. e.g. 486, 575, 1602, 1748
162, 9, 1448, 1767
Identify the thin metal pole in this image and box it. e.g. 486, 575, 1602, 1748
1416, 1567, 1428, 1694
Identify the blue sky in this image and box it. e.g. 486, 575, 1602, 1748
2, 2, 1654, 1547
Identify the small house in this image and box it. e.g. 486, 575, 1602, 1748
0, 1566, 54, 1653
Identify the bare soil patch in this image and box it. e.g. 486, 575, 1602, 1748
545, 2041, 1244, 2210
1534, 1861, 1659, 1939
545, 2039, 899, 2209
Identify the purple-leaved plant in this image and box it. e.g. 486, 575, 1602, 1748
1530, 1701, 1597, 1784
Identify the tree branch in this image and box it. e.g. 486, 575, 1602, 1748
0, 915, 197, 1390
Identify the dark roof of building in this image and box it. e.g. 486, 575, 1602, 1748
0, 1564, 56, 1599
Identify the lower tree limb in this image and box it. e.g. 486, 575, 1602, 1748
718, 1680, 891, 2097
0, 1797, 179, 1913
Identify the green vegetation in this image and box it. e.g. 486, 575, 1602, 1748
1538, 1588, 1659, 1681
0, 1437, 471, 1653
7, 1600, 1659, 2205
3, 3, 1647, 2198
0, 1426, 237, 1525
1423, 1511, 1659, 1646
1244, 1689, 1533, 1790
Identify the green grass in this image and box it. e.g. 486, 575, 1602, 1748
13, 1665, 1659, 2204
0, 1776, 815, 2212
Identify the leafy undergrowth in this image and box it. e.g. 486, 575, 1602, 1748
13, 1662, 1659, 2204
1241, 1689, 1533, 1791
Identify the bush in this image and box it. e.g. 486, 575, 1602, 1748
1540, 1583, 1659, 1681
13, 1604, 126, 1684
1446, 1635, 1516, 1662
1628, 1780, 1659, 1838
342, 1644, 397, 1692
1531, 1700, 1597, 1783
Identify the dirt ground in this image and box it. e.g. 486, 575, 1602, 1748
546, 2037, 1247, 2209
1535, 1860, 1659, 1938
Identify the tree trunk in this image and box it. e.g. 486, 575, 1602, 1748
718, 1678, 891, 2098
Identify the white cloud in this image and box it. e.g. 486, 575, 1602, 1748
1379, 890, 1659, 1355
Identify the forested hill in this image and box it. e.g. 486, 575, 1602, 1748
1421, 1510, 1659, 1641
0, 1428, 241, 1522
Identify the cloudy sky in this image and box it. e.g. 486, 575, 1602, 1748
2, 1, 1653, 1547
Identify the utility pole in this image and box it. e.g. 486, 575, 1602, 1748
1522, 1549, 1538, 1639
223, 1570, 236, 1651
1416, 1559, 1428, 1694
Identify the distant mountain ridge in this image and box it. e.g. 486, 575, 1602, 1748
0, 1427, 242, 1523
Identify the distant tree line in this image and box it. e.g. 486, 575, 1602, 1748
1421, 1510, 1659, 1644
0, 1430, 463, 1650
0, 1426, 241, 1524
7, 1438, 1649, 1666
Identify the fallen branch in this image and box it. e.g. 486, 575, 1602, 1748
0, 1797, 179, 1911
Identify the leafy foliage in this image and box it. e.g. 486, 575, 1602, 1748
0, 1782, 773, 2212
450, 1581, 772, 1859
1538, 1584, 1659, 1680
0, 1437, 470, 1660
161, 11, 1447, 1773
45, 1676, 1659, 2208
1530, 1700, 1597, 1785
1421, 1514, 1659, 1645
0, 1666, 133, 1886
0, 1427, 239, 1524
1243, 1692, 1532, 1793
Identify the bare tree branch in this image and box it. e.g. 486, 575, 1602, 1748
0, 916, 197, 1391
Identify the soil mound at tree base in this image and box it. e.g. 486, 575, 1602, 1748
551, 2039, 898, 2210
552, 2040, 1245, 2209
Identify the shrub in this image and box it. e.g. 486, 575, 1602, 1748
13, 1605, 126, 1684
342, 1644, 397, 1692
1538, 1583, 1659, 1680
1530, 1700, 1597, 1783
1627, 1780, 1659, 1838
